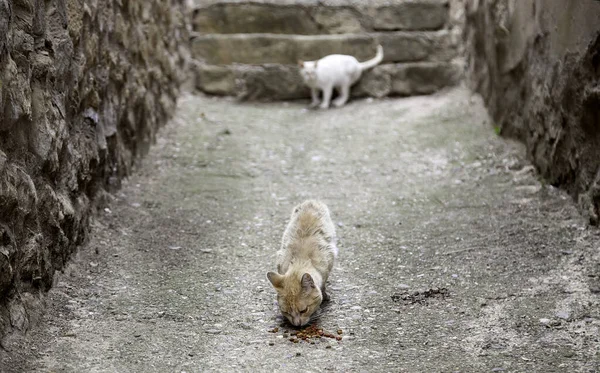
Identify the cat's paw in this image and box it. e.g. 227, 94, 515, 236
319, 103, 330, 110
332, 98, 348, 108
308, 101, 320, 110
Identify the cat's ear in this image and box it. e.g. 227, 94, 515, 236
297, 60, 304, 68
267, 272, 284, 289
301, 273, 316, 292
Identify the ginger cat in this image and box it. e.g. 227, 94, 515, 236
267, 200, 338, 327
299, 45, 384, 109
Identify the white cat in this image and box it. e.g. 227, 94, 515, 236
298, 45, 384, 109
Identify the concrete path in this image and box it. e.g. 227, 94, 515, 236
2, 89, 599, 372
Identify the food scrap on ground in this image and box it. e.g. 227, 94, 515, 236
390, 287, 449, 305
268, 324, 343, 344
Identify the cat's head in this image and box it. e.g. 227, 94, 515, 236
266, 271, 322, 327
298, 60, 318, 85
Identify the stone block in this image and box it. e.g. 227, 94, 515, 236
388, 61, 463, 95
367, 0, 449, 31
192, 0, 449, 34
196, 64, 238, 96
193, 3, 321, 34
195, 61, 461, 100
192, 31, 456, 65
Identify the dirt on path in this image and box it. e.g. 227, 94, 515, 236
1, 89, 599, 372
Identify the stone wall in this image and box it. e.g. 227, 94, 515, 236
464, 0, 600, 224
0, 0, 190, 338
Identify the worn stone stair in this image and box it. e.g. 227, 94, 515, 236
191, 0, 462, 100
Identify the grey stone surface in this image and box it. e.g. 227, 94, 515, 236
364, 0, 449, 31
0, 0, 191, 339
364, 60, 463, 96
463, 0, 600, 224
192, 31, 457, 65
195, 64, 239, 96
1, 90, 598, 372
192, 0, 449, 34
196, 63, 308, 99
195, 61, 462, 100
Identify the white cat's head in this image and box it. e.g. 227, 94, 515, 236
298, 60, 318, 85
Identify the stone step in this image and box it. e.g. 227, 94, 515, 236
194, 60, 462, 100
191, 31, 458, 65
192, 0, 450, 34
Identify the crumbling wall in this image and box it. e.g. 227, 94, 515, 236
0, 0, 190, 338
464, 0, 600, 224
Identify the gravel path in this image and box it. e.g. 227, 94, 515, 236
2, 89, 599, 372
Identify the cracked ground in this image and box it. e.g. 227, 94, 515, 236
1, 88, 599, 372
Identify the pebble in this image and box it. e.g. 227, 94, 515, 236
539, 318, 551, 325
205, 329, 221, 334
555, 311, 570, 320
239, 322, 252, 330
350, 306, 362, 311
561, 348, 575, 358
397, 284, 410, 289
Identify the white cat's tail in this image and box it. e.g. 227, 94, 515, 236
360, 45, 384, 71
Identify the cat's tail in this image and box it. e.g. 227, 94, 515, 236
360, 44, 384, 71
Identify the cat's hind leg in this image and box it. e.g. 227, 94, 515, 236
319, 85, 333, 109
332, 83, 350, 107
309, 88, 320, 109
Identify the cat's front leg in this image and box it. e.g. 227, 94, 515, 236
321, 287, 330, 302
319, 85, 333, 109
308, 88, 320, 109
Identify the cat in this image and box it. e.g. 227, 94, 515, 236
298, 44, 384, 109
267, 200, 338, 327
